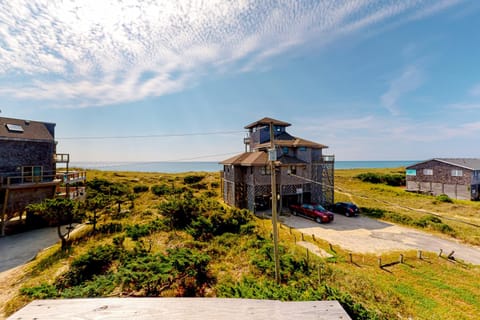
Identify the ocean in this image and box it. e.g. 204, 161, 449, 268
69, 160, 417, 173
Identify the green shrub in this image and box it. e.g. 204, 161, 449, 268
210, 182, 219, 188
184, 175, 204, 184
436, 194, 453, 203
21, 283, 58, 299
97, 222, 123, 234
191, 182, 208, 190
151, 184, 172, 196
118, 247, 211, 297
356, 172, 405, 186
56, 245, 120, 288
361, 207, 386, 218
133, 185, 149, 193
125, 224, 152, 240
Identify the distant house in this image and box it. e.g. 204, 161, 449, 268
220, 117, 334, 212
0, 116, 86, 235
405, 158, 480, 201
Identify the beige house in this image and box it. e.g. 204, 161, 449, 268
221, 117, 334, 212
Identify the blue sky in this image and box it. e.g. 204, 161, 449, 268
1, 0, 480, 162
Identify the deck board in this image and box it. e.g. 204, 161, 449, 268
8, 298, 351, 320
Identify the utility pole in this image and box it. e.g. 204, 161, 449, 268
269, 122, 281, 284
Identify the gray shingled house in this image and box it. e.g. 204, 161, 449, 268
221, 117, 334, 212
0, 116, 86, 235
406, 158, 480, 201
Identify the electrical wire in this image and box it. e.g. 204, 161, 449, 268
57, 130, 246, 140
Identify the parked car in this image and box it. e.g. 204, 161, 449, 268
289, 203, 334, 224
331, 202, 360, 217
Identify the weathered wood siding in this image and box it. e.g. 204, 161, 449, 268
406, 160, 473, 200
0, 140, 56, 176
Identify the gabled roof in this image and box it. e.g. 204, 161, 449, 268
244, 117, 291, 129
0, 117, 55, 142
220, 152, 268, 166
407, 158, 480, 170
256, 136, 327, 149
220, 152, 309, 167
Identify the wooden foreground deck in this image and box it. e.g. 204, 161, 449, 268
8, 298, 351, 320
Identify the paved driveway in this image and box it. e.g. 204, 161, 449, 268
0, 227, 61, 273
281, 214, 480, 265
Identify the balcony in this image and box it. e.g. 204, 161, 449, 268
54, 153, 70, 163
56, 171, 87, 184
0, 174, 60, 189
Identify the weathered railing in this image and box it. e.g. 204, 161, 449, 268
56, 171, 87, 184
0, 174, 59, 187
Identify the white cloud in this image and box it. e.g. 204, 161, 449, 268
380, 65, 424, 115
0, 0, 462, 108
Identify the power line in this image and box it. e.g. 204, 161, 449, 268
57, 130, 246, 140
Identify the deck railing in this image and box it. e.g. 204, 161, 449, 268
56, 171, 87, 184
1, 171, 86, 188
0, 174, 59, 187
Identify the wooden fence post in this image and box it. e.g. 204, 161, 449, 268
438, 249, 443, 257
349, 253, 353, 264
378, 257, 382, 268
301, 233, 304, 241
312, 234, 316, 242
399, 254, 404, 264
417, 250, 422, 260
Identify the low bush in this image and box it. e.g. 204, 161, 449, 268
356, 172, 405, 186
436, 194, 453, 203
133, 185, 149, 193
361, 207, 386, 218
183, 175, 204, 184
56, 245, 120, 288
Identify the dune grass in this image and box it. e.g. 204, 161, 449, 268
3, 168, 480, 320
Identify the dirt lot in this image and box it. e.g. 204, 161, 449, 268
281, 214, 480, 265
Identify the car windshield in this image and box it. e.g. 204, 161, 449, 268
313, 205, 326, 211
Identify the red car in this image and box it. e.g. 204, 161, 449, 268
289, 203, 334, 224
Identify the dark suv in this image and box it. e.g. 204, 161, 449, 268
332, 202, 360, 217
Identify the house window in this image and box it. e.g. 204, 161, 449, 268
22, 166, 43, 182
299, 147, 307, 152
260, 166, 271, 175
6, 123, 24, 133
423, 169, 433, 175
406, 169, 416, 176
451, 169, 463, 177
282, 147, 289, 155
290, 166, 297, 175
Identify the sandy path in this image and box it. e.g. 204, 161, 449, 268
282, 214, 480, 265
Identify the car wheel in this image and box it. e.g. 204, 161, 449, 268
345, 212, 350, 217
315, 217, 322, 224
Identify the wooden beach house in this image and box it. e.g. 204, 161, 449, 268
0, 116, 86, 235
221, 117, 334, 212
406, 158, 480, 201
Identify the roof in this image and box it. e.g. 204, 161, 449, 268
220, 151, 268, 166
220, 152, 308, 167
8, 298, 351, 320
244, 117, 291, 129
407, 158, 480, 171
256, 136, 327, 149
0, 116, 55, 142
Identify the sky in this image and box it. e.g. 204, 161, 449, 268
1, 0, 480, 162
